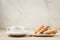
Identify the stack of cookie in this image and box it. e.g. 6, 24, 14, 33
34, 25, 57, 34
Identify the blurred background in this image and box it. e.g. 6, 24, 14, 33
0, 0, 60, 30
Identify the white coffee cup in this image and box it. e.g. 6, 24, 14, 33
7, 26, 27, 35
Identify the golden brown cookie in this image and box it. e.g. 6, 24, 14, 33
45, 29, 57, 34
39, 25, 49, 34
34, 25, 44, 34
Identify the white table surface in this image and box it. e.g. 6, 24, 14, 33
0, 30, 60, 40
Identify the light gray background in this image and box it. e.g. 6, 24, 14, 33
0, 0, 60, 29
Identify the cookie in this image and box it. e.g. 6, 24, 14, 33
39, 25, 49, 34
34, 25, 44, 34
45, 29, 57, 34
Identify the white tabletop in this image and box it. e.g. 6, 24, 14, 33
0, 30, 60, 40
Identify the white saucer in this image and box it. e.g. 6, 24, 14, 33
6, 31, 27, 36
